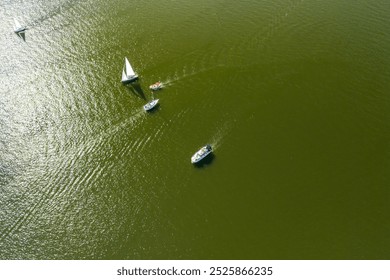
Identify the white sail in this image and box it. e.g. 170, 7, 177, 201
13, 18, 26, 33
121, 57, 138, 83
14, 19, 21, 29
125, 57, 136, 77
121, 69, 127, 82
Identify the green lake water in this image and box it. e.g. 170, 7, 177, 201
0, 0, 389, 259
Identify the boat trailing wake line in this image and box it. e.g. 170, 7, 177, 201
0, 107, 148, 242
208, 120, 234, 152
164, 64, 221, 86
102, 108, 145, 138
157, 79, 173, 87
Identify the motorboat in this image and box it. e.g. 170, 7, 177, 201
149, 81, 163, 91
191, 144, 212, 164
143, 99, 159, 111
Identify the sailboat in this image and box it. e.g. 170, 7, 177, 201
143, 98, 159, 111
121, 57, 138, 84
143, 99, 159, 111
13, 18, 26, 33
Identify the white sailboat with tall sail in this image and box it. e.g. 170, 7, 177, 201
13, 18, 26, 33
121, 57, 138, 84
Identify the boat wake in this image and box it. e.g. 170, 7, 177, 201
159, 79, 173, 88
209, 120, 233, 151
162, 65, 219, 87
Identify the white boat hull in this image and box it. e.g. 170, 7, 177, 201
121, 74, 138, 84
191, 145, 212, 163
149, 82, 162, 91
14, 27, 26, 33
143, 99, 159, 111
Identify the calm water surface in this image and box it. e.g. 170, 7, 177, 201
0, 0, 389, 259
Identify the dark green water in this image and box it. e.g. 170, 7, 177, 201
1, 0, 389, 259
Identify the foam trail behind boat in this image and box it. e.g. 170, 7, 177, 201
209, 120, 233, 151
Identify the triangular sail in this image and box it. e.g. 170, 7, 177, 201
13, 18, 26, 33
125, 57, 136, 77
121, 69, 127, 82
14, 18, 22, 29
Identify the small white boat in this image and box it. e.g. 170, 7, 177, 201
191, 144, 212, 164
13, 18, 26, 33
149, 81, 163, 91
143, 99, 159, 111
121, 57, 138, 84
